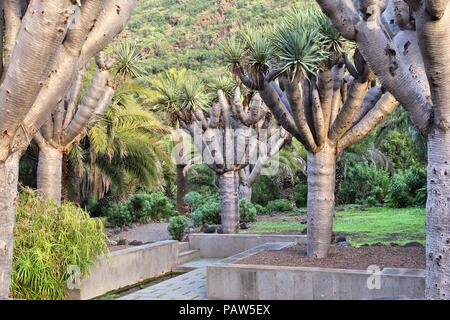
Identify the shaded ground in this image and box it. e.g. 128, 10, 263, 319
237, 244, 426, 270
106, 222, 171, 251
243, 207, 425, 247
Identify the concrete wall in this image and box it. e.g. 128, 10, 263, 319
189, 234, 307, 258
207, 264, 425, 300
66, 240, 178, 300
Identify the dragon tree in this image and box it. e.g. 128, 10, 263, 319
223, 8, 399, 257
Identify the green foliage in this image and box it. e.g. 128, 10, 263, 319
338, 163, 390, 206
187, 164, 218, 195
266, 199, 293, 213
128, 192, 176, 222
191, 201, 221, 226
184, 191, 219, 212
254, 204, 267, 215
127, 0, 310, 74
12, 189, 108, 300
107, 192, 176, 227
239, 198, 257, 223
251, 175, 280, 206
293, 182, 308, 208
388, 166, 427, 208
168, 216, 191, 241
378, 129, 422, 171
106, 202, 132, 227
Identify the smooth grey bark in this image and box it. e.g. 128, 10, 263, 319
176, 164, 189, 214
237, 52, 398, 257
426, 128, 450, 299
180, 88, 280, 233
316, 0, 450, 299
219, 171, 240, 234
239, 183, 252, 201
0, 152, 20, 299
36, 145, 63, 204
306, 143, 337, 258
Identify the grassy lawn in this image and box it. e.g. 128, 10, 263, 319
243, 207, 425, 247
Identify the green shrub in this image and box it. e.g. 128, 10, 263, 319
191, 201, 221, 226
184, 191, 220, 213
388, 166, 427, 208
12, 188, 108, 300
251, 176, 280, 206
266, 199, 293, 213
168, 216, 191, 241
293, 182, 308, 207
239, 199, 257, 223
106, 202, 132, 227
107, 192, 176, 227
338, 163, 390, 206
254, 204, 267, 215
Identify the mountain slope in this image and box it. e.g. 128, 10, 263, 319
126, 0, 306, 74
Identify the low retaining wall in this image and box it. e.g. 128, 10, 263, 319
188, 234, 307, 258
66, 240, 178, 300
207, 244, 425, 300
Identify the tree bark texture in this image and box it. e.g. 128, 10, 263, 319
0, 152, 20, 299
307, 143, 337, 258
176, 164, 189, 214
37, 145, 63, 204
219, 171, 240, 234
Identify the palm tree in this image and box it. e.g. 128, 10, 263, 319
223, 5, 399, 257
71, 83, 171, 204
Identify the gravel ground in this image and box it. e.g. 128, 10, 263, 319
107, 222, 172, 249
237, 244, 426, 270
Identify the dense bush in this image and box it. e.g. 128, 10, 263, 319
184, 191, 219, 212
338, 163, 390, 206
191, 201, 221, 226
239, 199, 257, 223
266, 199, 293, 213
388, 166, 427, 208
254, 204, 267, 215
106, 202, 132, 227
293, 182, 308, 208
251, 176, 280, 206
12, 188, 108, 300
168, 216, 191, 241
191, 198, 258, 226
107, 192, 176, 227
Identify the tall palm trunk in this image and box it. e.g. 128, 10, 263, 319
219, 171, 240, 234
307, 143, 336, 258
37, 145, 62, 203
0, 152, 20, 299
426, 128, 450, 298
176, 164, 189, 214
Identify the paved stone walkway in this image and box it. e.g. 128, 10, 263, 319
118, 259, 221, 300
117, 243, 294, 300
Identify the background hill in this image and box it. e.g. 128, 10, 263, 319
126, 0, 306, 74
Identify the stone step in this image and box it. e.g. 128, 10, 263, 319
178, 242, 190, 253
177, 249, 200, 265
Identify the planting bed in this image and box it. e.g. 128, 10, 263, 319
236, 244, 425, 270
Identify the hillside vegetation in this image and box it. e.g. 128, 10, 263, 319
126, 0, 308, 74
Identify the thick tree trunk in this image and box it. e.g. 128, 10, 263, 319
426, 128, 450, 299
37, 145, 62, 203
239, 184, 252, 201
176, 164, 189, 214
307, 143, 337, 258
61, 152, 69, 203
0, 152, 20, 299
219, 171, 240, 234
